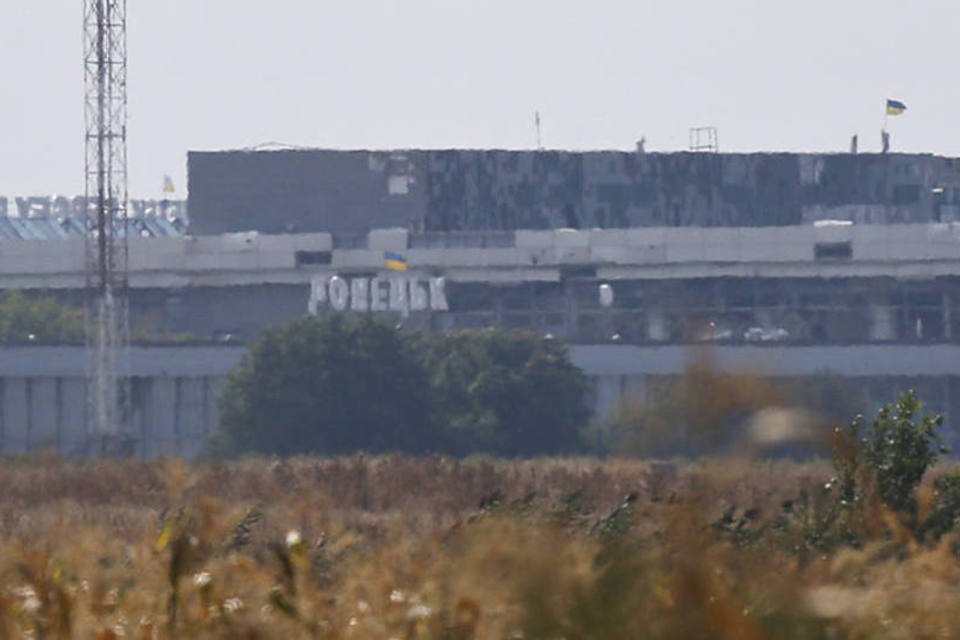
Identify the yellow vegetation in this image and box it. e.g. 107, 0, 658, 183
0, 454, 957, 638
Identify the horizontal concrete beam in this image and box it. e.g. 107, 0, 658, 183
0, 347, 245, 377
3, 344, 960, 381
0, 224, 959, 290
570, 344, 960, 378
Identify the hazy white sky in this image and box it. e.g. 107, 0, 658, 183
0, 0, 956, 197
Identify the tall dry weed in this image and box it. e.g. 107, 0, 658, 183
0, 455, 958, 638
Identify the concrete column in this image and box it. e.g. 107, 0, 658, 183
145, 377, 177, 457
173, 377, 183, 456
29, 378, 60, 451
60, 378, 87, 455
201, 377, 211, 437
563, 282, 578, 340
179, 377, 207, 458
754, 308, 775, 330
593, 375, 625, 421
624, 375, 648, 404
948, 377, 960, 450
3, 379, 28, 453
869, 304, 897, 341
206, 377, 224, 439
0, 379, 5, 452
647, 308, 668, 342
129, 378, 147, 458
944, 293, 953, 340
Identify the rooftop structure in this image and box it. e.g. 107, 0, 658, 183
187, 149, 960, 237
0, 196, 186, 240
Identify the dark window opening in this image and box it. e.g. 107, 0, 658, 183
814, 242, 852, 261
295, 250, 332, 266
892, 184, 921, 205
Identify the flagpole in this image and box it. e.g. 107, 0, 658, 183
535, 110, 543, 150
882, 99, 891, 154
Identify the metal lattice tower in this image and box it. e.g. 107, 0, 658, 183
83, 0, 131, 455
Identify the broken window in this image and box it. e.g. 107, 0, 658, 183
814, 242, 852, 261
892, 184, 921, 205
295, 250, 331, 266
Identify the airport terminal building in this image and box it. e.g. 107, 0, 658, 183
3, 148, 960, 456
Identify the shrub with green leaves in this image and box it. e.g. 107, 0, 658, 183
410, 329, 589, 456
855, 390, 946, 516
213, 318, 589, 457
920, 474, 960, 542
213, 315, 437, 456
0, 290, 84, 344
821, 389, 952, 549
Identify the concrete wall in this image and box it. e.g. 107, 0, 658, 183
0, 347, 239, 457
187, 150, 425, 236
9, 223, 960, 291
580, 344, 960, 448
187, 150, 960, 235
2, 344, 960, 457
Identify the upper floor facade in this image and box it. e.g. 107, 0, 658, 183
188, 149, 960, 236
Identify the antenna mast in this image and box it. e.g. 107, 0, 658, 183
535, 110, 543, 150
83, 0, 130, 454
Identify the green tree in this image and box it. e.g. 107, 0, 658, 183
412, 330, 589, 456
0, 290, 84, 344
826, 389, 948, 545
851, 389, 946, 515
214, 320, 590, 458
212, 315, 437, 456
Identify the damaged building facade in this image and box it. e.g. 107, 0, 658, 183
2, 148, 960, 456
182, 149, 960, 347
188, 149, 960, 235
179, 148, 960, 450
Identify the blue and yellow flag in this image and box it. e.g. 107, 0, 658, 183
886, 99, 907, 116
384, 250, 409, 271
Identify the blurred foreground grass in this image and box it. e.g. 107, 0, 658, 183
0, 454, 958, 638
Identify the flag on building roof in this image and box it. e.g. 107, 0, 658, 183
384, 251, 409, 271
886, 99, 907, 116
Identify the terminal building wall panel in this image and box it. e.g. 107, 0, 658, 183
187, 150, 427, 236
188, 150, 960, 235
1, 346, 960, 457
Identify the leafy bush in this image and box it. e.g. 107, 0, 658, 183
213, 319, 589, 457
846, 390, 946, 517
919, 473, 960, 541
811, 389, 957, 551
867, 391, 946, 516
412, 330, 589, 456
0, 290, 84, 344
213, 315, 437, 456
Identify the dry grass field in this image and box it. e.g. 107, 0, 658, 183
0, 454, 958, 639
